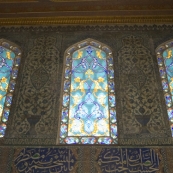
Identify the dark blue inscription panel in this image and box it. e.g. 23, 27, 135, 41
98, 148, 160, 173
14, 148, 76, 173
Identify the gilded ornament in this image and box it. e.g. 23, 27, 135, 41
167, 50, 172, 58
98, 77, 104, 82
1, 16, 173, 25
77, 51, 83, 59
1, 77, 7, 83
74, 77, 80, 83
0, 94, 3, 100
6, 51, 11, 59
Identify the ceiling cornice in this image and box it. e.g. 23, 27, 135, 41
0, 16, 173, 25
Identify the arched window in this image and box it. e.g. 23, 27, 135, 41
156, 40, 173, 137
0, 39, 21, 137
59, 38, 117, 144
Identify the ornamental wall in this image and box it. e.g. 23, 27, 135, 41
0, 24, 173, 173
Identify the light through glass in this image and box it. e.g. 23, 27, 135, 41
60, 39, 117, 144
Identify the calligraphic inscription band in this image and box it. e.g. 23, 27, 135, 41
14, 148, 76, 173
98, 148, 161, 173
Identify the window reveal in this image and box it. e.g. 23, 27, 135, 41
60, 39, 117, 144
0, 39, 21, 137
156, 40, 173, 137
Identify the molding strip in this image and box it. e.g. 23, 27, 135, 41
0, 16, 173, 25
0, 0, 38, 2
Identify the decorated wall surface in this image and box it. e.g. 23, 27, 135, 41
0, 146, 167, 173
0, 25, 173, 172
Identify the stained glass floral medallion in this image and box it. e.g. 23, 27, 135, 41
156, 40, 173, 137
59, 39, 117, 144
0, 39, 21, 137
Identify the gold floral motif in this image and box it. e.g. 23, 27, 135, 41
93, 81, 102, 92
6, 51, 11, 60
98, 77, 104, 82
98, 95, 106, 107
167, 50, 172, 58
0, 105, 2, 118
74, 77, 80, 83
72, 95, 81, 105
0, 77, 8, 92
0, 94, 3, 100
96, 50, 102, 59
77, 51, 83, 59
1, 77, 7, 83
85, 69, 93, 78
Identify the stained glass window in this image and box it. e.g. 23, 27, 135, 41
0, 39, 21, 137
60, 39, 117, 144
156, 40, 173, 137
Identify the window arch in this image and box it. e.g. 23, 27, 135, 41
156, 40, 173, 137
59, 38, 117, 144
0, 39, 21, 137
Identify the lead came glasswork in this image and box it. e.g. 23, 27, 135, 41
60, 124, 67, 138
0, 40, 21, 137
98, 137, 112, 144
60, 39, 117, 144
65, 137, 79, 144
159, 67, 166, 78
156, 42, 173, 137
162, 80, 168, 92
61, 108, 68, 123
165, 93, 172, 107
81, 137, 96, 144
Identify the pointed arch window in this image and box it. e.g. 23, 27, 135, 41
0, 39, 21, 137
59, 39, 117, 144
156, 40, 173, 137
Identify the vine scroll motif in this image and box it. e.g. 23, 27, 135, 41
118, 35, 167, 140
9, 36, 59, 142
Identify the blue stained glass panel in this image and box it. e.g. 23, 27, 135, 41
0, 46, 15, 130
111, 124, 117, 139
60, 124, 67, 138
60, 40, 117, 144
68, 46, 109, 136
0, 42, 21, 137
0, 123, 6, 137
159, 47, 173, 137
162, 80, 168, 92
0, 47, 15, 117
110, 108, 116, 123
61, 108, 68, 123
159, 67, 166, 78
63, 94, 69, 107
65, 137, 79, 144
157, 57, 163, 66
98, 137, 112, 144
81, 137, 96, 144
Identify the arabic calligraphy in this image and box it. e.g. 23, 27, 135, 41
98, 148, 160, 173
14, 148, 76, 173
